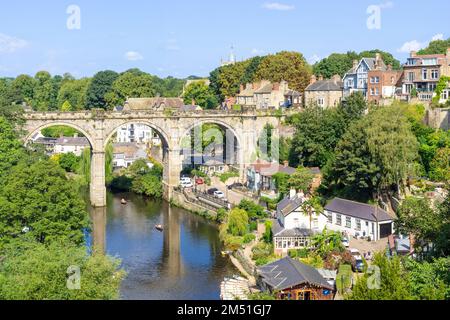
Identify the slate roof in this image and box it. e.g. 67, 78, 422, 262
277, 195, 304, 217
271, 219, 313, 238
306, 79, 343, 92
258, 257, 334, 291
345, 58, 387, 75
237, 86, 255, 97
254, 83, 274, 94
325, 198, 394, 222
55, 137, 90, 147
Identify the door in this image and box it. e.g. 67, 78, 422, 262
380, 223, 392, 239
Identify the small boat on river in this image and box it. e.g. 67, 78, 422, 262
121, 199, 127, 205
155, 224, 164, 232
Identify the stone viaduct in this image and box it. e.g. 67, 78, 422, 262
21, 109, 285, 207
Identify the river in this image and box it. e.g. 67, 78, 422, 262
87, 191, 236, 300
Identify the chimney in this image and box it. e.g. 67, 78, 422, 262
318, 75, 324, 81
290, 188, 297, 199
375, 53, 382, 70
191, 99, 196, 106
410, 51, 417, 58
283, 160, 289, 168
310, 75, 317, 85
240, 84, 244, 92
332, 74, 341, 83
353, 59, 359, 69
387, 64, 393, 71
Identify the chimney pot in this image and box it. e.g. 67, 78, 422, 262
310, 75, 317, 85
410, 51, 417, 58
318, 75, 324, 81
353, 59, 359, 69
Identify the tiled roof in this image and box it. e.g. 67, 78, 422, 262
325, 198, 394, 222
254, 83, 274, 94
306, 79, 343, 92
258, 257, 334, 291
55, 137, 90, 146
271, 219, 313, 238
277, 195, 304, 217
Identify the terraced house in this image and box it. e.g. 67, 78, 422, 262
401, 48, 450, 102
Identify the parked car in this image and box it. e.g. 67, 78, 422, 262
180, 177, 191, 184
181, 180, 193, 188
213, 191, 226, 199
228, 183, 244, 190
195, 178, 204, 185
349, 248, 361, 257
207, 188, 219, 195
342, 237, 350, 248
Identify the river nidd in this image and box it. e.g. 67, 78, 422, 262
87, 191, 235, 300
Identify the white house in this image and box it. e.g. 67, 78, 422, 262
116, 123, 162, 146
112, 143, 152, 169
324, 198, 395, 241
54, 136, 90, 156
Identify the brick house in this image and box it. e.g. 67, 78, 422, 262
367, 64, 403, 105
401, 48, 450, 102
304, 75, 344, 108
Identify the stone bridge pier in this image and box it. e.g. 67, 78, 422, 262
21, 109, 283, 207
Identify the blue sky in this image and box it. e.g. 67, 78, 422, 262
0, 0, 448, 78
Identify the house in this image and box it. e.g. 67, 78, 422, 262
388, 235, 414, 257
32, 137, 58, 155
54, 136, 90, 156
401, 48, 450, 102
246, 160, 321, 196
199, 159, 229, 176
304, 75, 344, 108
324, 198, 396, 241
236, 80, 301, 110
257, 257, 335, 300
112, 143, 150, 169
343, 54, 387, 99
123, 97, 185, 111
367, 65, 403, 105
272, 191, 327, 255
116, 123, 161, 146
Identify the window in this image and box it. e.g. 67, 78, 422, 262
375, 88, 379, 95
356, 219, 361, 231
336, 214, 342, 226
347, 79, 354, 88
431, 69, 439, 79
327, 213, 333, 224
346, 217, 352, 228
422, 69, 428, 80
442, 90, 449, 100
370, 88, 375, 96
408, 72, 415, 82
317, 98, 325, 107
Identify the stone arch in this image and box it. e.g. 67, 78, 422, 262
103, 120, 172, 151
181, 119, 242, 149
24, 121, 95, 148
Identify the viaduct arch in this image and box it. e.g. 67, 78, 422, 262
21, 109, 283, 207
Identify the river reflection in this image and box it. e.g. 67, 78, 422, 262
88, 192, 235, 300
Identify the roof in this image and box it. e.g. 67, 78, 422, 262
113, 143, 146, 159
271, 219, 313, 238
258, 257, 334, 291
123, 98, 184, 111
345, 57, 387, 76
55, 137, 90, 147
34, 137, 57, 145
254, 83, 274, 94
306, 79, 343, 92
277, 195, 304, 217
325, 198, 394, 222
237, 85, 255, 97
285, 90, 301, 97
396, 238, 411, 253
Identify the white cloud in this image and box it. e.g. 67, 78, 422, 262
262, 2, 295, 11
309, 54, 321, 64
397, 40, 426, 53
431, 33, 444, 41
125, 51, 143, 61
0, 33, 28, 53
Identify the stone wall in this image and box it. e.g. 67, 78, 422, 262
426, 108, 450, 130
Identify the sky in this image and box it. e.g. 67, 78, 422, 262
0, 0, 448, 79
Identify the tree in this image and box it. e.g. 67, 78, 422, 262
107, 69, 156, 107
85, 70, 119, 110
301, 196, 323, 230
346, 253, 413, 300
0, 117, 24, 177
41, 126, 81, 138
131, 174, 163, 198
0, 239, 125, 300
313, 52, 359, 78
365, 107, 419, 192
338, 91, 367, 123
183, 81, 218, 109
33, 71, 56, 111
227, 208, 249, 237
238, 199, 265, 220
105, 142, 114, 185
9, 74, 36, 105
417, 38, 450, 55
0, 160, 89, 248
61, 100, 73, 112
58, 152, 80, 173
255, 51, 312, 93
288, 166, 314, 193
358, 50, 401, 70
57, 78, 91, 110
429, 147, 450, 182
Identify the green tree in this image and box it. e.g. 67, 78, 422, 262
57, 78, 91, 110
238, 199, 265, 220
0, 240, 125, 300
86, 70, 119, 110
301, 196, 323, 230
9, 74, 36, 105
33, 71, 56, 111
105, 142, 114, 185
0, 159, 89, 248
313, 51, 359, 78
346, 253, 413, 300
288, 166, 314, 193
58, 152, 80, 173
255, 51, 312, 93
0, 117, 24, 177
338, 91, 367, 123
131, 174, 163, 198
183, 81, 218, 109
417, 38, 450, 55
107, 69, 156, 107
227, 208, 249, 237
61, 100, 73, 112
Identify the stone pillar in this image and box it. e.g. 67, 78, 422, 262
91, 206, 106, 254
163, 148, 183, 201
90, 151, 106, 207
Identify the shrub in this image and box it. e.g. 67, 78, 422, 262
243, 233, 256, 244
